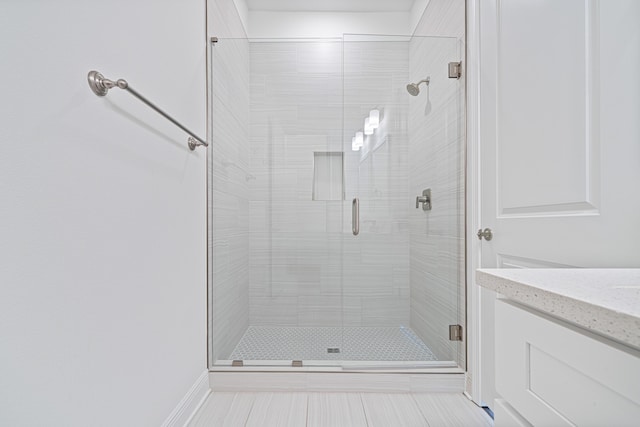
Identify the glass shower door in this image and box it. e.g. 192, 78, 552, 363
341, 34, 465, 368
209, 37, 346, 366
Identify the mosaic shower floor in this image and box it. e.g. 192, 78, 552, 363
228, 326, 437, 361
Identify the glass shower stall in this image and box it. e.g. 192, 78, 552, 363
208, 34, 465, 369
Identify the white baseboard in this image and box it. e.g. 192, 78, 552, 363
161, 369, 211, 427
209, 371, 465, 393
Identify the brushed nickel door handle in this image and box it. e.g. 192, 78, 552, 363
477, 228, 493, 241
352, 198, 359, 236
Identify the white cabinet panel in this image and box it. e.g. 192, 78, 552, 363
495, 299, 640, 426
494, 399, 532, 427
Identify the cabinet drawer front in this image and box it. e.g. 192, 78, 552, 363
496, 299, 640, 427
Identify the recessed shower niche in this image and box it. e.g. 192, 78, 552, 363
208, 35, 465, 369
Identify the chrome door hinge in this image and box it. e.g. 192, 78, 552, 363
231, 360, 244, 367
448, 61, 462, 79
449, 325, 463, 341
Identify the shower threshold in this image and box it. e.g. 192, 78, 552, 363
214, 326, 461, 370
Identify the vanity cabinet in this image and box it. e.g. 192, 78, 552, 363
494, 298, 640, 427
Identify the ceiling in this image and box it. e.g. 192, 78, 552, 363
245, 0, 418, 12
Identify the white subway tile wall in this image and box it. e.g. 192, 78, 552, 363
248, 40, 413, 330
249, 41, 345, 330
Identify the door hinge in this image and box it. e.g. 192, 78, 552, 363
449, 324, 463, 341
448, 61, 462, 79
231, 360, 244, 367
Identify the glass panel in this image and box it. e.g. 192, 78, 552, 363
208, 36, 251, 366
210, 38, 345, 366
342, 35, 464, 367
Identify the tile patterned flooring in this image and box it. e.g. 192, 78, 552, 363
189, 392, 494, 427
228, 326, 437, 361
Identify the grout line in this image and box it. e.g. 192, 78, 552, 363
409, 393, 434, 427
242, 391, 256, 427
358, 393, 371, 427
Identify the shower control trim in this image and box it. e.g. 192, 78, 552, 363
416, 189, 432, 211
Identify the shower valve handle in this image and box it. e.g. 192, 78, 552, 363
415, 189, 432, 211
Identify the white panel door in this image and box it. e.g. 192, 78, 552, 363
477, 0, 640, 407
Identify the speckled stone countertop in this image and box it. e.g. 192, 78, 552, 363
476, 269, 640, 350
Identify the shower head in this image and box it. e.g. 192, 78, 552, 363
406, 77, 430, 96
406, 83, 420, 96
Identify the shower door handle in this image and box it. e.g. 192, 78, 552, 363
352, 197, 359, 236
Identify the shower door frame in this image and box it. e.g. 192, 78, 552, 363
205, 34, 468, 375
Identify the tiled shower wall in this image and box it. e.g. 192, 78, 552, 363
248, 41, 412, 327
248, 41, 345, 327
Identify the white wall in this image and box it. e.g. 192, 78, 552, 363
0, 0, 207, 425
410, 0, 432, 35
232, 0, 250, 33
248, 11, 410, 38
412, 0, 464, 37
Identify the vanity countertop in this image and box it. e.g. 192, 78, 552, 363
476, 268, 640, 349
